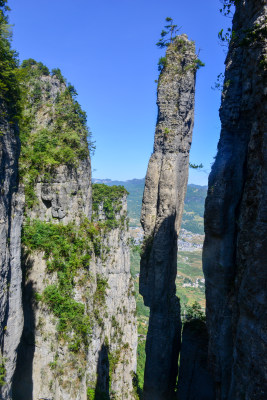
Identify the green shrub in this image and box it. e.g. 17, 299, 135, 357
0, 356, 6, 387
93, 274, 109, 307
185, 59, 205, 72
220, 0, 239, 16
51, 67, 65, 83
0, 1, 20, 120
22, 218, 102, 350
195, 59, 205, 69
184, 301, 205, 322
158, 56, 167, 72
43, 284, 90, 348
92, 184, 128, 229
20, 58, 49, 75
87, 387, 109, 400
108, 349, 121, 382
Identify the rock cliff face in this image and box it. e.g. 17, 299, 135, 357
0, 103, 24, 400
88, 184, 137, 399
139, 35, 197, 399
203, 1, 267, 399
8, 65, 137, 400
177, 320, 215, 400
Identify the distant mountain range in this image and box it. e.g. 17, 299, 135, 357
92, 178, 207, 234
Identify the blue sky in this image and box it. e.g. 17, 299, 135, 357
9, 0, 231, 185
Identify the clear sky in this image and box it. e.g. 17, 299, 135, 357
8, 0, 231, 185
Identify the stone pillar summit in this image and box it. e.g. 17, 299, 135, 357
140, 34, 197, 399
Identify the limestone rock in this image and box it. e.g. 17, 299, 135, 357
31, 162, 92, 223
87, 193, 137, 400
12, 71, 93, 400
139, 35, 197, 399
11, 69, 137, 400
0, 102, 24, 400
203, 1, 267, 399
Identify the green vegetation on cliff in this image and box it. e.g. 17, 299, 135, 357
87, 387, 109, 400
155, 17, 204, 77
92, 183, 128, 229
0, 356, 6, 387
96, 179, 145, 227
156, 17, 180, 49
220, 0, 238, 16
0, 0, 20, 119
18, 59, 93, 207
22, 218, 102, 351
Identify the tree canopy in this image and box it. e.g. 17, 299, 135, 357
0, 0, 20, 119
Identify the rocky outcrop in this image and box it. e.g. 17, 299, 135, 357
139, 35, 197, 399
203, 1, 267, 399
10, 66, 137, 400
177, 320, 215, 400
11, 67, 93, 400
87, 185, 137, 399
0, 101, 24, 399
13, 185, 137, 400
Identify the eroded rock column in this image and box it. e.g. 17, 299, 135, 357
203, 1, 267, 399
140, 35, 197, 399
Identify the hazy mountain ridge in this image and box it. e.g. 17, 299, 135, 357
92, 178, 207, 234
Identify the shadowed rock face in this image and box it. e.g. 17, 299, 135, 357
177, 320, 215, 400
203, 1, 267, 399
140, 35, 197, 399
0, 102, 24, 400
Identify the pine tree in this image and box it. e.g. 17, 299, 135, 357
156, 17, 180, 48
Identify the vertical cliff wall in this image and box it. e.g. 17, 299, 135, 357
88, 184, 137, 400
0, 4, 24, 397
177, 319, 215, 400
0, 103, 24, 400
203, 1, 267, 399
11, 62, 93, 400
10, 63, 137, 400
140, 35, 197, 399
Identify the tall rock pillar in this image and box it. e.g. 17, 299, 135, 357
203, 1, 267, 399
140, 35, 197, 399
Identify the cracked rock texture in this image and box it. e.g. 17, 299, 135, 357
11, 72, 93, 400
87, 194, 137, 400
22, 72, 92, 224
139, 35, 197, 399
10, 72, 137, 400
13, 194, 137, 400
203, 1, 267, 399
0, 102, 24, 400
